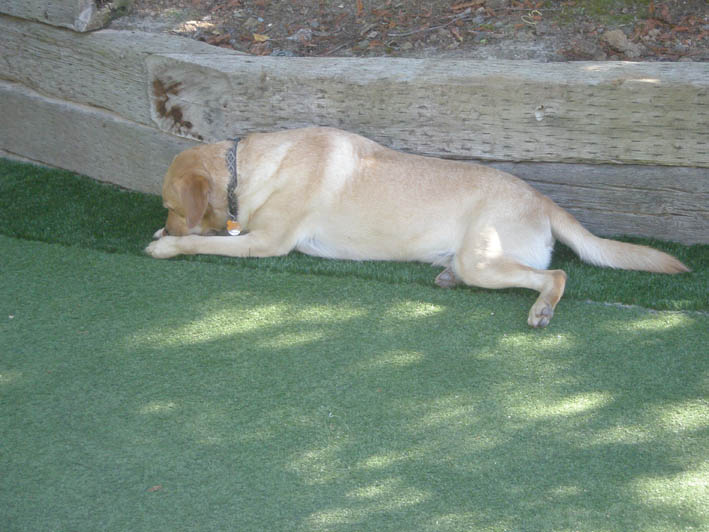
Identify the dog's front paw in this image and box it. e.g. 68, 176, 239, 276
145, 236, 181, 259
153, 227, 167, 239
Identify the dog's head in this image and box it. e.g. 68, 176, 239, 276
155, 145, 229, 238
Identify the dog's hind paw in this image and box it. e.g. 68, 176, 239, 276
435, 267, 460, 288
528, 301, 554, 328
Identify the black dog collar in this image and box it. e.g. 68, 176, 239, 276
225, 138, 241, 235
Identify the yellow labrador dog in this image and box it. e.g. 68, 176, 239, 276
146, 127, 688, 327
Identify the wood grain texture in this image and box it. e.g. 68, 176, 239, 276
2, 13, 705, 168
0, 15, 236, 126
488, 161, 708, 244
0, 81, 196, 193
147, 55, 708, 167
2, 80, 704, 243
0, 0, 133, 31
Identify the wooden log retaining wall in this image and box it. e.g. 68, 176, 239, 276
0, 4, 707, 244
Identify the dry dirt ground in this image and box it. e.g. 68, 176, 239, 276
110, 0, 708, 61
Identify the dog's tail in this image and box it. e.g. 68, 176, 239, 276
546, 198, 690, 274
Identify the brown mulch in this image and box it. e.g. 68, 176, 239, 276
113, 0, 708, 61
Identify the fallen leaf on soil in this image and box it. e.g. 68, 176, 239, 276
371, 9, 391, 18
253, 33, 270, 42
207, 34, 231, 45
249, 41, 271, 55
451, 1, 484, 11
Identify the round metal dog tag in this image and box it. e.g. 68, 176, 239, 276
226, 219, 241, 236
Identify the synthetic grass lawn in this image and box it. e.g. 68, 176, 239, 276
1, 159, 708, 531
0, 159, 707, 311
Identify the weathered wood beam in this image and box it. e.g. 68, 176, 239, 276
2, 79, 705, 243
0, 81, 196, 193
488, 161, 708, 244
0, 0, 133, 32
0, 15, 237, 126
2, 13, 706, 168
147, 54, 709, 167
0, 14, 706, 242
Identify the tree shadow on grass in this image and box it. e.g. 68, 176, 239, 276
1, 237, 707, 531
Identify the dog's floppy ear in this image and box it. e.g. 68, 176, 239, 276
180, 172, 210, 229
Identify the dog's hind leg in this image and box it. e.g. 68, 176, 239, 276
451, 229, 567, 327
